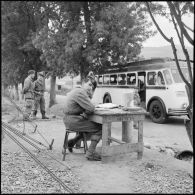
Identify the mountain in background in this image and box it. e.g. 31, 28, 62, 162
140, 45, 193, 60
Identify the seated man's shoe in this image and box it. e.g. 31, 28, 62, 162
42, 115, 49, 119
86, 151, 101, 161
67, 133, 84, 153
67, 139, 74, 153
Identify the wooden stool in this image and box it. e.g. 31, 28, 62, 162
62, 129, 88, 161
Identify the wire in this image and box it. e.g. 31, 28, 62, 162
34, 127, 51, 146
2, 122, 42, 152
2, 121, 71, 170
4, 95, 52, 147
4, 94, 37, 130
2, 122, 48, 148
2, 127, 74, 193
38, 150, 72, 170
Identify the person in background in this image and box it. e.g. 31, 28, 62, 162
156, 72, 165, 85
148, 74, 156, 85
23, 70, 35, 120
63, 71, 102, 161
32, 71, 49, 119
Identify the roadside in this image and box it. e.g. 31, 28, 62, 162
1, 95, 193, 193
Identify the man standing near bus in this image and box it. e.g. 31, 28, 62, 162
32, 71, 49, 119
23, 70, 35, 120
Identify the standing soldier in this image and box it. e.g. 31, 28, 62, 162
32, 71, 49, 119
23, 70, 35, 120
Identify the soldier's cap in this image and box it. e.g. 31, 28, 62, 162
28, 70, 35, 75
38, 71, 45, 77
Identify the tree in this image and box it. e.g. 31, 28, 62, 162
1, 1, 48, 98
32, 2, 156, 106
145, 1, 193, 147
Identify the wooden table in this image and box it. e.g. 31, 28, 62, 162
88, 107, 146, 162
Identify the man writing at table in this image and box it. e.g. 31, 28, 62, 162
63, 71, 102, 161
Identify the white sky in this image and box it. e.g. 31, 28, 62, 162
143, 13, 194, 48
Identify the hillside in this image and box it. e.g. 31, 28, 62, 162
140, 45, 193, 60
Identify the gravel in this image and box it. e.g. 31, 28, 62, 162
131, 161, 193, 194
1, 150, 83, 194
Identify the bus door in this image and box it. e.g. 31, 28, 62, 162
137, 72, 146, 104
146, 70, 169, 123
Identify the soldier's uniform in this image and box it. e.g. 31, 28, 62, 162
23, 70, 35, 119
63, 72, 102, 161
32, 71, 49, 119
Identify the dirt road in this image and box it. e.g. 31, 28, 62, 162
1, 96, 193, 193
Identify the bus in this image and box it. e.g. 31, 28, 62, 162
92, 58, 192, 124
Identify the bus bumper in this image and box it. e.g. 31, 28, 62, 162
168, 108, 188, 116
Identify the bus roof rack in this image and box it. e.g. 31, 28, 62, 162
112, 57, 173, 69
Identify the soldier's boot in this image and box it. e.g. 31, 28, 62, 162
32, 111, 37, 120
86, 135, 101, 161
67, 133, 83, 153
41, 111, 49, 119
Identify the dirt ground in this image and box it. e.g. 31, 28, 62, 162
1, 95, 193, 193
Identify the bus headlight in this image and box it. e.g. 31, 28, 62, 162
182, 103, 188, 109
176, 91, 186, 97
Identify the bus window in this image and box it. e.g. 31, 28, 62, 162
127, 73, 136, 85
148, 72, 156, 85
163, 69, 172, 85
103, 75, 110, 85
98, 75, 103, 84
118, 73, 126, 85
110, 74, 117, 85
156, 71, 165, 85
171, 68, 191, 83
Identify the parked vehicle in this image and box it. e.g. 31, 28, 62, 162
92, 58, 191, 123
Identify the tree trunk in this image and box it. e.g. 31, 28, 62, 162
14, 83, 19, 101
49, 75, 57, 108
185, 119, 193, 148
22, 82, 24, 100
185, 85, 193, 148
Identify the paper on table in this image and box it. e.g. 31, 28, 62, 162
95, 103, 119, 109
122, 106, 142, 111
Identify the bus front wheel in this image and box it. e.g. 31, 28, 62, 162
149, 100, 167, 124
103, 95, 112, 103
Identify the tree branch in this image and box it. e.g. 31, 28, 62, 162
145, 2, 171, 43
182, 22, 194, 33
167, 2, 194, 46
169, 6, 193, 101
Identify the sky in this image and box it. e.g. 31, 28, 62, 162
142, 12, 194, 48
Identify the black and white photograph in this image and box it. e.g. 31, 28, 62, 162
1, 1, 193, 193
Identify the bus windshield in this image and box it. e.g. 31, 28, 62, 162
171, 68, 190, 83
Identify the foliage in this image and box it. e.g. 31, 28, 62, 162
32, 2, 156, 80
1, 1, 47, 87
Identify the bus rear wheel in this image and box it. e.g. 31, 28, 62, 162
103, 95, 112, 103
149, 100, 167, 124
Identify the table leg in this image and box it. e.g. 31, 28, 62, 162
108, 123, 111, 145
137, 121, 143, 159
122, 121, 133, 143
102, 123, 110, 163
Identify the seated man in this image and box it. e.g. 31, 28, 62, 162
63, 71, 102, 161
